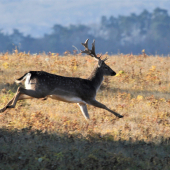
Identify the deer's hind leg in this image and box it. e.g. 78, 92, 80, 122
0, 95, 16, 112
0, 87, 33, 112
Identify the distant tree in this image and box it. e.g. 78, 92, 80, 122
0, 30, 13, 52
38, 24, 93, 53
21, 35, 36, 53
151, 8, 170, 39
108, 16, 118, 28
118, 13, 139, 37
10, 29, 24, 48
138, 9, 151, 35
101, 16, 108, 27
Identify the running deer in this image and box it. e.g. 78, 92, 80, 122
0, 39, 123, 119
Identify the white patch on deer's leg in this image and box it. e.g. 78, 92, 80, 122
77, 103, 89, 120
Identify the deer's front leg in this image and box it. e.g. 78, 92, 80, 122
87, 99, 123, 118
77, 103, 90, 120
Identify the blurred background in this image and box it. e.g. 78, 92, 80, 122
0, 0, 170, 55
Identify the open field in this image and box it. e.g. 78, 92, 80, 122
0, 52, 170, 169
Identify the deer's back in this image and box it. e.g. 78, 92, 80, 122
27, 71, 96, 99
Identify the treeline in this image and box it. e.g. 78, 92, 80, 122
0, 8, 170, 55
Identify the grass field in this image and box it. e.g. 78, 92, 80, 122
0, 51, 170, 169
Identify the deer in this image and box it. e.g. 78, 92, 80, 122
0, 39, 123, 120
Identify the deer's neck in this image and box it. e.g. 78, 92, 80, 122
88, 66, 104, 91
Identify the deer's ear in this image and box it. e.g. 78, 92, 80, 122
98, 60, 102, 67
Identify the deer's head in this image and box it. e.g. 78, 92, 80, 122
81, 39, 116, 76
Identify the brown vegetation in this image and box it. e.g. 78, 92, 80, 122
0, 52, 170, 169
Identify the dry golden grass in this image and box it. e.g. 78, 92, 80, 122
0, 52, 170, 169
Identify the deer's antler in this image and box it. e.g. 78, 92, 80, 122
81, 39, 107, 61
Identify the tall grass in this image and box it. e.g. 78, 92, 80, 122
0, 52, 170, 169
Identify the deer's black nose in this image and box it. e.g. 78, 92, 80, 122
111, 71, 116, 76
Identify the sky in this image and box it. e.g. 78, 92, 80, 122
0, 0, 170, 37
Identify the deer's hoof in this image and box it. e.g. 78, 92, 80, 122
0, 107, 6, 113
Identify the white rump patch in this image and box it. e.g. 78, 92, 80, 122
15, 72, 32, 85
24, 73, 32, 89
